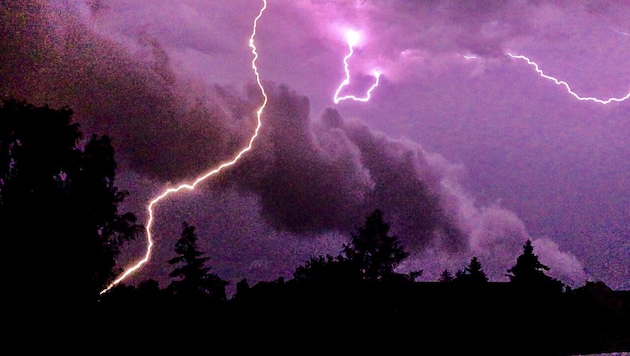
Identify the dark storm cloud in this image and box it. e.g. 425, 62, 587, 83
217, 86, 372, 234
215, 84, 467, 251
0, 0, 254, 182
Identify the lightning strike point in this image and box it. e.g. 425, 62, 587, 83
333, 29, 381, 104
100, 0, 269, 295
507, 53, 630, 104
345, 30, 360, 46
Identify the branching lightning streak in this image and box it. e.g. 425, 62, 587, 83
333, 30, 380, 104
100, 0, 268, 295
507, 53, 630, 104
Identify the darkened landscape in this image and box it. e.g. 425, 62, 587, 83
2, 99, 628, 354
3, 1, 630, 354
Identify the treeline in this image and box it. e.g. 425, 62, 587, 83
1, 99, 628, 354
99, 210, 629, 355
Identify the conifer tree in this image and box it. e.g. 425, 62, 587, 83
507, 240, 563, 293
168, 222, 227, 301
455, 257, 488, 285
342, 209, 409, 281
439, 269, 454, 283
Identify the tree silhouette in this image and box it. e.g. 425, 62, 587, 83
0, 99, 140, 309
292, 254, 358, 283
167, 221, 227, 301
70, 134, 142, 295
233, 278, 250, 300
292, 209, 412, 284
342, 209, 409, 281
439, 269, 454, 283
506, 239, 563, 293
454, 257, 488, 286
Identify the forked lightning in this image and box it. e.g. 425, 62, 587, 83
100, 0, 269, 295
334, 30, 381, 104
507, 53, 630, 104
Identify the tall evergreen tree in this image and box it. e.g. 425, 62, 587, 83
455, 257, 488, 285
439, 269, 454, 283
167, 222, 227, 301
506, 240, 563, 292
342, 209, 409, 281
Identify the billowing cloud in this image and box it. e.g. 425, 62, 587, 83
0, 0, 261, 182
213, 85, 467, 252
532, 238, 589, 287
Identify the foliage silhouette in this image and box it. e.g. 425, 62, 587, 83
167, 221, 228, 302
439, 268, 454, 283
342, 208, 409, 281
292, 253, 358, 283
0, 99, 140, 312
455, 256, 489, 285
1, 99, 626, 353
507, 239, 564, 293
292, 209, 413, 285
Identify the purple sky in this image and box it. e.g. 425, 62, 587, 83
2, 0, 629, 292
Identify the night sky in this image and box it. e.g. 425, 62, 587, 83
2, 0, 629, 294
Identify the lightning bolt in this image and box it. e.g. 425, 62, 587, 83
507, 53, 630, 104
333, 30, 381, 104
100, 0, 268, 295
611, 28, 630, 37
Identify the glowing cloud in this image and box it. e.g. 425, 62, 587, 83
333, 30, 381, 104
507, 53, 630, 104
345, 29, 360, 46
100, 0, 269, 295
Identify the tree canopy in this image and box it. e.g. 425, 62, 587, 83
0, 98, 140, 308
292, 209, 412, 284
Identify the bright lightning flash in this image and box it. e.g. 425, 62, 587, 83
100, 0, 268, 295
333, 30, 381, 104
507, 53, 630, 104
345, 30, 360, 47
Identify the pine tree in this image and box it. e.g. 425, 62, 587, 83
507, 240, 563, 293
167, 222, 227, 301
455, 257, 488, 285
342, 209, 409, 281
439, 269, 454, 283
